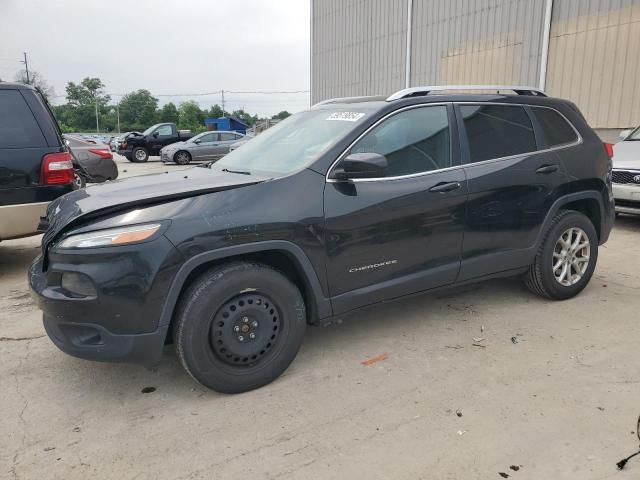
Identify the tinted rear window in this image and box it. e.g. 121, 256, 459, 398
0, 90, 47, 149
460, 105, 536, 163
531, 107, 578, 147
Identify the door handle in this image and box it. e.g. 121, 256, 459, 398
429, 181, 462, 193
536, 164, 559, 174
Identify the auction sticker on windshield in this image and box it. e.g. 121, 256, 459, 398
326, 112, 366, 122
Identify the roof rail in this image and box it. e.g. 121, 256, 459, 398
386, 85, 546, 101
313, 95, 387, 107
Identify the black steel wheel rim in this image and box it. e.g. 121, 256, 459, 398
209, 293, 282, 366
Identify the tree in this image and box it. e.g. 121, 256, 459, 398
272, 110, 291, 121
14, 69, 55, 100
118, 89, 158, 131
178, 101, 206, 132
158, 102, 179, 123
62, 77, 111, 132
231, 109, 258, 126
206, 104, 224, 119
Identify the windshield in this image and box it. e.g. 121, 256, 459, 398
216, 108, 375, 174
627, 126, 640, 141
141, 124, 161, 136
189, 132, 209, 143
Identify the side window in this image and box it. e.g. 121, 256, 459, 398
460, 105, 536, 163
350, 106, 450, 177
219, 133, 236, 141
0, 90, 47, 149
198, 133, 215, 143
531, 107, 578, 147
155, 125, 173, 137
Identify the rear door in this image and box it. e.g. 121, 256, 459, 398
456, 103, 570, 281
324, 104, 468, 314
0, 88, 61, 206
215, 132, 240, 157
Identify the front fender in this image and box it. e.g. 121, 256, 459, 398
157, 240, 333, 330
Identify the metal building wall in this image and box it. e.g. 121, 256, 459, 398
546, 0, 640, 128
311, 0, 408, 104
311, 0, 640, 127
410, 0, 547, 87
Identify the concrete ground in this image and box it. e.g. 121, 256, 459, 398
2, 155, 640, 479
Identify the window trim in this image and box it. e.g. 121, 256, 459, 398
455, 102, 582, 167
326, 103, 455, 183
529, 105, 581, 149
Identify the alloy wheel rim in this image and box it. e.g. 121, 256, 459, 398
74, 173, 83, 188
177, 152, 188, 163
209, 293, 281, 367
552, 227, 590, 286
135, 149, 146, 160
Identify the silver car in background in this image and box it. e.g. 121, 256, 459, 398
160, 131, 245, 165
612, 126, 640, 215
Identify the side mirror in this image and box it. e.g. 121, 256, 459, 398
619, 129, 632, 140
152, 131, 159, 138
330, 152, 388, 180
194, 139, 201, 144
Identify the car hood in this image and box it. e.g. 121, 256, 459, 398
613, 141, 640, 170
163, 141, 186, 150
40, 166, 269, 245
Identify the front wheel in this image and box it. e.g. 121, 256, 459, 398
130, 147, 149, 163
524, 210, 598, 300
175, 262, 306, 393
174, 151, 192, 165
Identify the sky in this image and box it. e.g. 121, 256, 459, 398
0, 0, 311, 116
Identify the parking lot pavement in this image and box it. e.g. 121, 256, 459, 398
1, 165, 640, 479
113, 153, 192, 179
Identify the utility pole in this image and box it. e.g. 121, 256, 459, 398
221, 90, 225, 117
116, 102, 121, 134
21, 52, 30, 84
95, 96, 99, 132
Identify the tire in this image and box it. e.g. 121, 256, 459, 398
524, 210, 598, 300
174, 151, 192, 165
130, 147, 149, 163
73, 172, 86, 189
175, 262, 306, 393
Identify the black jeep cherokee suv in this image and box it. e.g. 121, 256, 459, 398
30, 86, 615, 393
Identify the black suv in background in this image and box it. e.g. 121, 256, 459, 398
30, 86, 614, 393
0, 83, 74, 241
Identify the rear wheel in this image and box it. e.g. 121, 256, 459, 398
73, 172, 86, 189
175, 262, 306, 393
174, 151, 192, 165
524, 210, 598, 300
131, 147, 149, 163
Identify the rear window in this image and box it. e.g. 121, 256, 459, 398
460, 105, 536, 163
0, 90, 47, 149
531, 107, 578, 147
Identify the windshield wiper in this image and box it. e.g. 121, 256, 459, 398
221, 168, 251, 175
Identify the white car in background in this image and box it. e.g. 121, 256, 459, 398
612, 127, 640, 215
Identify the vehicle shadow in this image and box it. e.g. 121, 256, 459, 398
48, 276, 530, 400
614, 214, 640, 232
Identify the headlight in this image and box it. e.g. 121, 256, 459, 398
57, 223, 162, 249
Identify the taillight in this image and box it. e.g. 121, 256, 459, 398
42, 151, 74, 185
89, 149, 113, 159
604, 142, 614, 159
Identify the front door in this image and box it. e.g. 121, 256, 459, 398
455, 103, 570, 281
324, 104, 468, 314
190, 132, 218, 161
